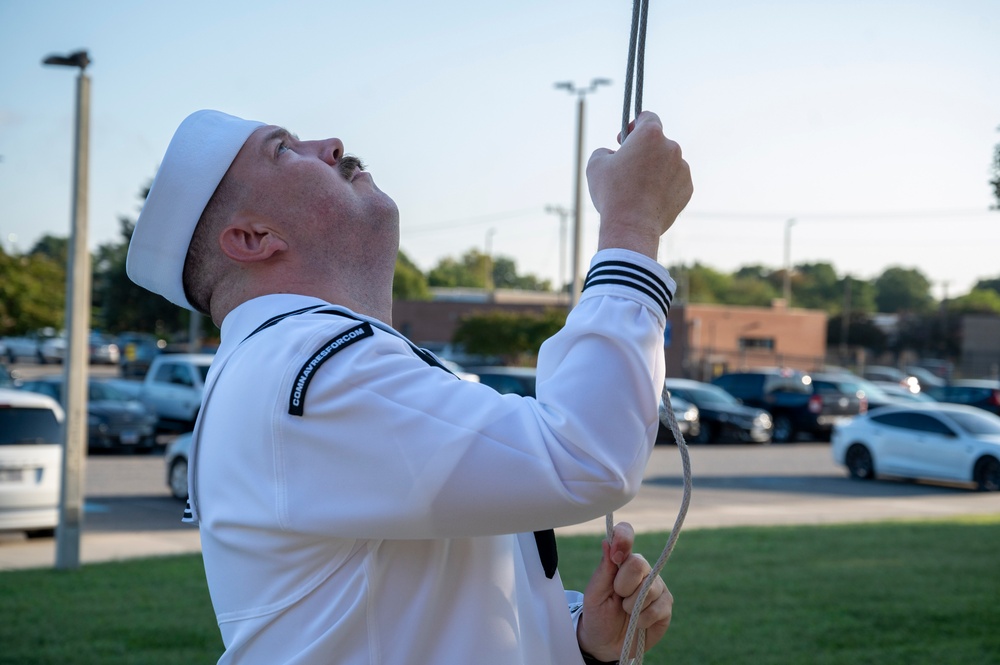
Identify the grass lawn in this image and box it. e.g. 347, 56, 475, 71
1, 517, 998, 664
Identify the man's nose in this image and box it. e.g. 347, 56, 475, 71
318, 138, 345, 166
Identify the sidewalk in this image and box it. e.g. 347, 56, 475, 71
0, 528, 201, 571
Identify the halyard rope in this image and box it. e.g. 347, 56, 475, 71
608, 1, 694, 662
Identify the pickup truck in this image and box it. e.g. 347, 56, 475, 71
712, 368, 865, 443
123, 353, 215, 432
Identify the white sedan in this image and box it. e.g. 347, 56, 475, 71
831, 403, 1000, 491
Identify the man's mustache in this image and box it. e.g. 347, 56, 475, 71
339, 154, 365, 179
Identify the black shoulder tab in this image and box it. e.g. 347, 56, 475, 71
288, 322, 374, 416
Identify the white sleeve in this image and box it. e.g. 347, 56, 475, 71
267, 250, 673, 538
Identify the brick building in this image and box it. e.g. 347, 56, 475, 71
663, 301, 828, 381
393, 289, 828, 379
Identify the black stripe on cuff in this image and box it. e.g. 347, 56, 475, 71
584, 260, 673, 306
582, 261, 673, 319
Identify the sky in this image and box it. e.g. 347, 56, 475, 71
1, 0, 998, 301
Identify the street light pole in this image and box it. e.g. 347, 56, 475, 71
783, 218, 796, 306
43, 49, 91, 570
484, 227, 496, 294
554, 78, 610, 309
544, 205, 570, 298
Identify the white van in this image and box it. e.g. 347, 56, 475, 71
0, 388, 64, 537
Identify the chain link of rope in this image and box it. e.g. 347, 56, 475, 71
609, 2, 694, 662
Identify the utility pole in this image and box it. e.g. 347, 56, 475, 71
43, 49, 91, 570
783, 218, 796, 306
841, 276, 852, 364
545, 205, 570, 299
554, 78, 610, 308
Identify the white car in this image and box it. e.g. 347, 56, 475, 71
831, 403, 1000, 491
164, 433, 192, 501
0, 388, 64, 537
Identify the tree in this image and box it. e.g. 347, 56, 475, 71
0, 245, 65, 335
492, 257, 551, 291
30, 234, 69, 265
991, 125, 1000, 208
947, 288, 1000, 316
452, 309, 566, 364
974, 276, 1000, 297
826, 313, 887, 353
874, 266, 934, 314
393, 251, 431, 301
428, 250, 489, 288
428, 250, 551, 291
92, 213, 190, 336
792, 263, 841, 310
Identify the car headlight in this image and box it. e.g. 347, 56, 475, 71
754, 413, 772, 428
683, 406, 699, 422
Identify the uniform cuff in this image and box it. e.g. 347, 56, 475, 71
580, 249, 676, 321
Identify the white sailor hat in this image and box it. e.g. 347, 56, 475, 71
126, 109, 265, 311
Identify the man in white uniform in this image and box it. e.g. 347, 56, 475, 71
127, 107, 692, 664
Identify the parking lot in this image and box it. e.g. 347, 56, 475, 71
2, 426, 998, 570
3, 361, 999, 567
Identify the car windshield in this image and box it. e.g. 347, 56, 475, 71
90, 381, 131, 402
945, 410, 1000, 436
851, 379, 892, 401
683, 386, 740, 407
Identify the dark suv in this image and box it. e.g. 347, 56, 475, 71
712, 369, 866, 442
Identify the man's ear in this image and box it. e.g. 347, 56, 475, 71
218, 213, 288, 263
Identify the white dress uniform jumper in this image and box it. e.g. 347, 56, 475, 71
184, 249, 675, 665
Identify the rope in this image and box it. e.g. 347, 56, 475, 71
607, 2, 694, 662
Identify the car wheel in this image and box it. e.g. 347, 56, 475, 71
973, 456, 1000, 492
845, 443, 875, 480
168, 457, 189, 501
772, 416, 794, 443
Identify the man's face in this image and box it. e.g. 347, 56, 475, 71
225, 125, 399, 268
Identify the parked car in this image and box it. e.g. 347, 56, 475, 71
37, 332, 121, 366
870, 381, 938, 404
467, 365, 693, 443
139, 353, 215, 432
88, 333, 120, 365
861, 366, 920, 394
38, 336, 66, 364
656, 393, 700, 445
18, 376, 159, 453
903, 365, 946, 389
439, 359, 480, 383
164, 433, 192, 500
463, 366, 537, 397
117, 332, 165, 378
831, 403, 1000, 491
664, 378, 772, 444
1, 334, 46, 364
827, 376, 897, 412
0, 364, 15, 388
0, 388, 64, 537
712, 368, 865, 443
924, 380, 1000, 416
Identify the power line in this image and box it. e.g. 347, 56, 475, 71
403, 207, 541, 236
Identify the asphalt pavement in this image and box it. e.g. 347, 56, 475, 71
2, 441, 998, 571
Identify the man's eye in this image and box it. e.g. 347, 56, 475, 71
276, 142, 290, 157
